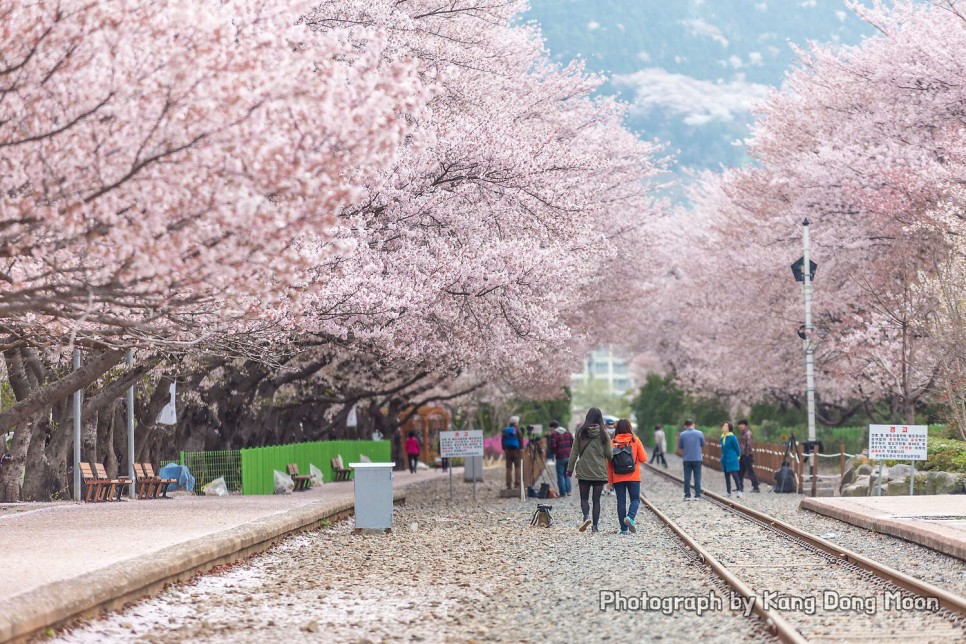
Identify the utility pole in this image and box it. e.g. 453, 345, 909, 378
802, 218, 816, 446
73, 350, 82, 502
791, 219, 819, 494
126, 349, 136, 499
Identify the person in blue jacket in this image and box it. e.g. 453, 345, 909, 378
720, 422, 743, 498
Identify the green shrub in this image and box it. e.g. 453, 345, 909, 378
922, 438, 966, 473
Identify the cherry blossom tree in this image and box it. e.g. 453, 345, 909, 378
0, 0, 422, 349
2, 1, 667, 497
0, 0, 425, 498
240, 1, 666, 400
209, 0, 668, 463
641, 1, 965, 423
920, 189, 966, 439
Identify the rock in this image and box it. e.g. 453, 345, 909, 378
840, 466, 857, 490
842, 475, 870, 497
869, 471, 886, 491
855, 463, 873, 476
926, 471, 966, 495
888, 464, 913, 480
886, 479, 910, 496
304, 620, 319, 633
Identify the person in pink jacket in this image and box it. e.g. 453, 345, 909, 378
405, 432, 421, 474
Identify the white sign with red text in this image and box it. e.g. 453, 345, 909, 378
439, 430, 484, 458
868, 424, 928, 461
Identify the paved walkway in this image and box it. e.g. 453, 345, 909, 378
801, 495, 966, 561
0, 466, 457, 641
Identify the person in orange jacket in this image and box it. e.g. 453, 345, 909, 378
607, 419, 648, 534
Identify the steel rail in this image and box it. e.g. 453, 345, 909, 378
638, 494, 808, 644
644, 462, 966, 619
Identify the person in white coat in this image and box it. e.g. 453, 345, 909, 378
652, 424, 668, 468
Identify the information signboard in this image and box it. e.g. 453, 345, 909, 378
439, 430, 484, 458
868, 424, 928, 461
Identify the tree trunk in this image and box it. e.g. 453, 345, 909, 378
0, 348, 125, 435
101, 403, 120, 477
1, 348, 34, 501
0, 419, 36, 502
20, 418, 52, 501
134, 376, 175, 462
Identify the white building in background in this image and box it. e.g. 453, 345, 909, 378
571, 347, 636, 397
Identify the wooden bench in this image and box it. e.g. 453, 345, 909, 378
79, 462, 111, 502
133, 463, 159, 499
142, 462, 176, 498
286, 464, 312, 491
92, 463, 131, 501
331, 456, 352, 482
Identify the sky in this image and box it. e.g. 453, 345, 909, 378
524, 0, 872, 180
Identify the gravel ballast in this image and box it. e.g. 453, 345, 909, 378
649, 455, 966, 597
642, 462, 966, 641
54, 468, 773, 643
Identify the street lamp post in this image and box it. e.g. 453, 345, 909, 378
791, 219, 818, 492
801, 219, 816, 446
72, 350, 82, 502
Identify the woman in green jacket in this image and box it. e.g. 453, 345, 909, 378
567, 407, 612, 533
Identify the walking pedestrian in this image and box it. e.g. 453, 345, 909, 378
567, 407, 611, 533
602, 418, 619, 496
652, 424, 668, 468
546, 420, 574, 496
502, 416, 524, 489
677, 419, 705, 501
608, 419, 648, 535
405, 431, 421, 474
737, 419, 761, 492
721, 422, 743, 498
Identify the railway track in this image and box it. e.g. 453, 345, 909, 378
639, 463, 966, 643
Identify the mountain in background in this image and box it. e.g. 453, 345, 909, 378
525, 0, 872, 179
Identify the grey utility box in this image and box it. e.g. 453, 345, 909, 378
464, 455, 484, 482
349, 462, 395, 531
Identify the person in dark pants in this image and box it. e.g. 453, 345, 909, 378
546, 420, 574, 496
738, 420, 761, 492
567, 407, 611, 533
721, 421, 743, 498
652, 424, 668, 468
405, 431, 421, 474
608, 419, 648, 534
677, 419, 705, 500
502, 416, 524, 489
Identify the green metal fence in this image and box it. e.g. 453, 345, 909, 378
240, 440, 391, 495
179, 449, 243, 493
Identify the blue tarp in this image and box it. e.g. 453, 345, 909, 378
158, 463, 196, 493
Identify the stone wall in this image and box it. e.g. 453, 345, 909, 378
839, 456, 966, 497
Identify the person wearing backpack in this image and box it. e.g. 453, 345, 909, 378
608, 419, 648, 534
566, 407, 611, 533
502, 416, 524, 489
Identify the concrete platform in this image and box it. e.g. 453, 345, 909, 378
0, 466, 457, 642
800, 495, 966, 561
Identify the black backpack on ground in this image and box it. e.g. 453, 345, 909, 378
774, 464, 797, 493
773, 434, 799, 493
611, 443, 635, 475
